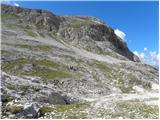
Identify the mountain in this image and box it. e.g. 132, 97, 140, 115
1, 4, 159, 119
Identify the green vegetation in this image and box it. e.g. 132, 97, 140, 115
67, 20, 93, 29
92, 60, 113, 80
2, 58, 73, 80
39, 106, 55, 115
2, 58, 29, 73
23, 67, 71, 80
6, 105, 23, 114
6, 83, 30, 94
6, 24, 16, 29
16, 44, 52, 52
114, 101, 159, 119
1, 50, 11, 56
64, 55, 83, 64
94, 61, 111, 73
39, 102, 90, 118
120, 86, 133, 93
23, 29, 37, 37
91, 60, 151, 93
1, 14, 20, 19
5, 83, 41, 95
68, 23, 84, 29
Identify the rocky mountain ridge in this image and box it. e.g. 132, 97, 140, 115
2, 4, 140, 62
1, 4, 158, 119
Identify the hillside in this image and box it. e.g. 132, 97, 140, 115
1, 4, 159, 119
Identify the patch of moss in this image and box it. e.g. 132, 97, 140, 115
2, 58, 72, 80
6, 105, 23, 114
67, 20, 93, 29
23, 67, 72, 80
1, 14, 20, 19
6, 83, 30, 93
23, 29, 37, 37
6, 24, 16, 29
120, 86, 133, 93
33, 59, 60, 68
64, 55, 83, 64
16, 44, 52, 52
1, 50, 11, 56
39, 106, 55, 116
40, 102, 89, 118
115, 101, 159, 119
94, 61, 111, 73
2, 58, 29, 73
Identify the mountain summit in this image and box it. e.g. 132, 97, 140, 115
1, 4, 158, 119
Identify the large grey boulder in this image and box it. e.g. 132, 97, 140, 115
22, 103, 39, 118
35, 91, 67, 105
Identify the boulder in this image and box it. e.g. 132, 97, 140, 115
22, 103, 39, 118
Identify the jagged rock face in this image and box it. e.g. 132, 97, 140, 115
58, 21, 138, 62
2, 4, 139, 62
1, 4, 158, 119
2, 4, 62, 32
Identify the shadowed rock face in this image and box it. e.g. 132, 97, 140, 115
1, 4, 158, 119
1, 4, 139, 62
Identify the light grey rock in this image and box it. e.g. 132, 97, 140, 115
1, 4, 158, 119
22, 103, 39, 118
22, 64, 33, 72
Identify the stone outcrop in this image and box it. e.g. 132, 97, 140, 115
1, 4, 158, 119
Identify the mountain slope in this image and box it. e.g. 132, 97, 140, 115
1, 4, 159, 119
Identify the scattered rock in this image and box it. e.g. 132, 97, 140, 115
22, 103, 40, 118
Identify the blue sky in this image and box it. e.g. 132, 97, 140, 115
2, 1, 159, 66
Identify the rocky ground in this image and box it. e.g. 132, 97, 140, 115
1, 4, 159, 119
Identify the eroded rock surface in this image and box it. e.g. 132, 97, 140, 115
1, 4, 158, 119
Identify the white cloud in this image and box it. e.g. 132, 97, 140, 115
114, 29, 126, 41
156, 54, 159, 61
133, 51, 146, 63
133, 50, 159, 67
149, 51, 156, 59
13, 3, 19, 7
144, 47, 147, 51
149, 51, 159, 66
1, 0, 20, 7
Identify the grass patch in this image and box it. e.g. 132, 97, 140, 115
1, 50, 11, 56
120, 86, 133, 93
2, 58, 29, 73
23, 67, 71, 80
6, 105, 23, 114
5, 24, 16, 29
91, 61, 150, 93
39, 102, 89, 118
16, 44, 52, 52
6, 84, 30, 93
64, 55, 83, 64
2, 58, 72, 80
1, 14, 20, 19
23, 29, 37, 37
39, 106, 55, 116
67, 20, 93, 29
93, 61, 111, 74
115, 101, 159, 119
